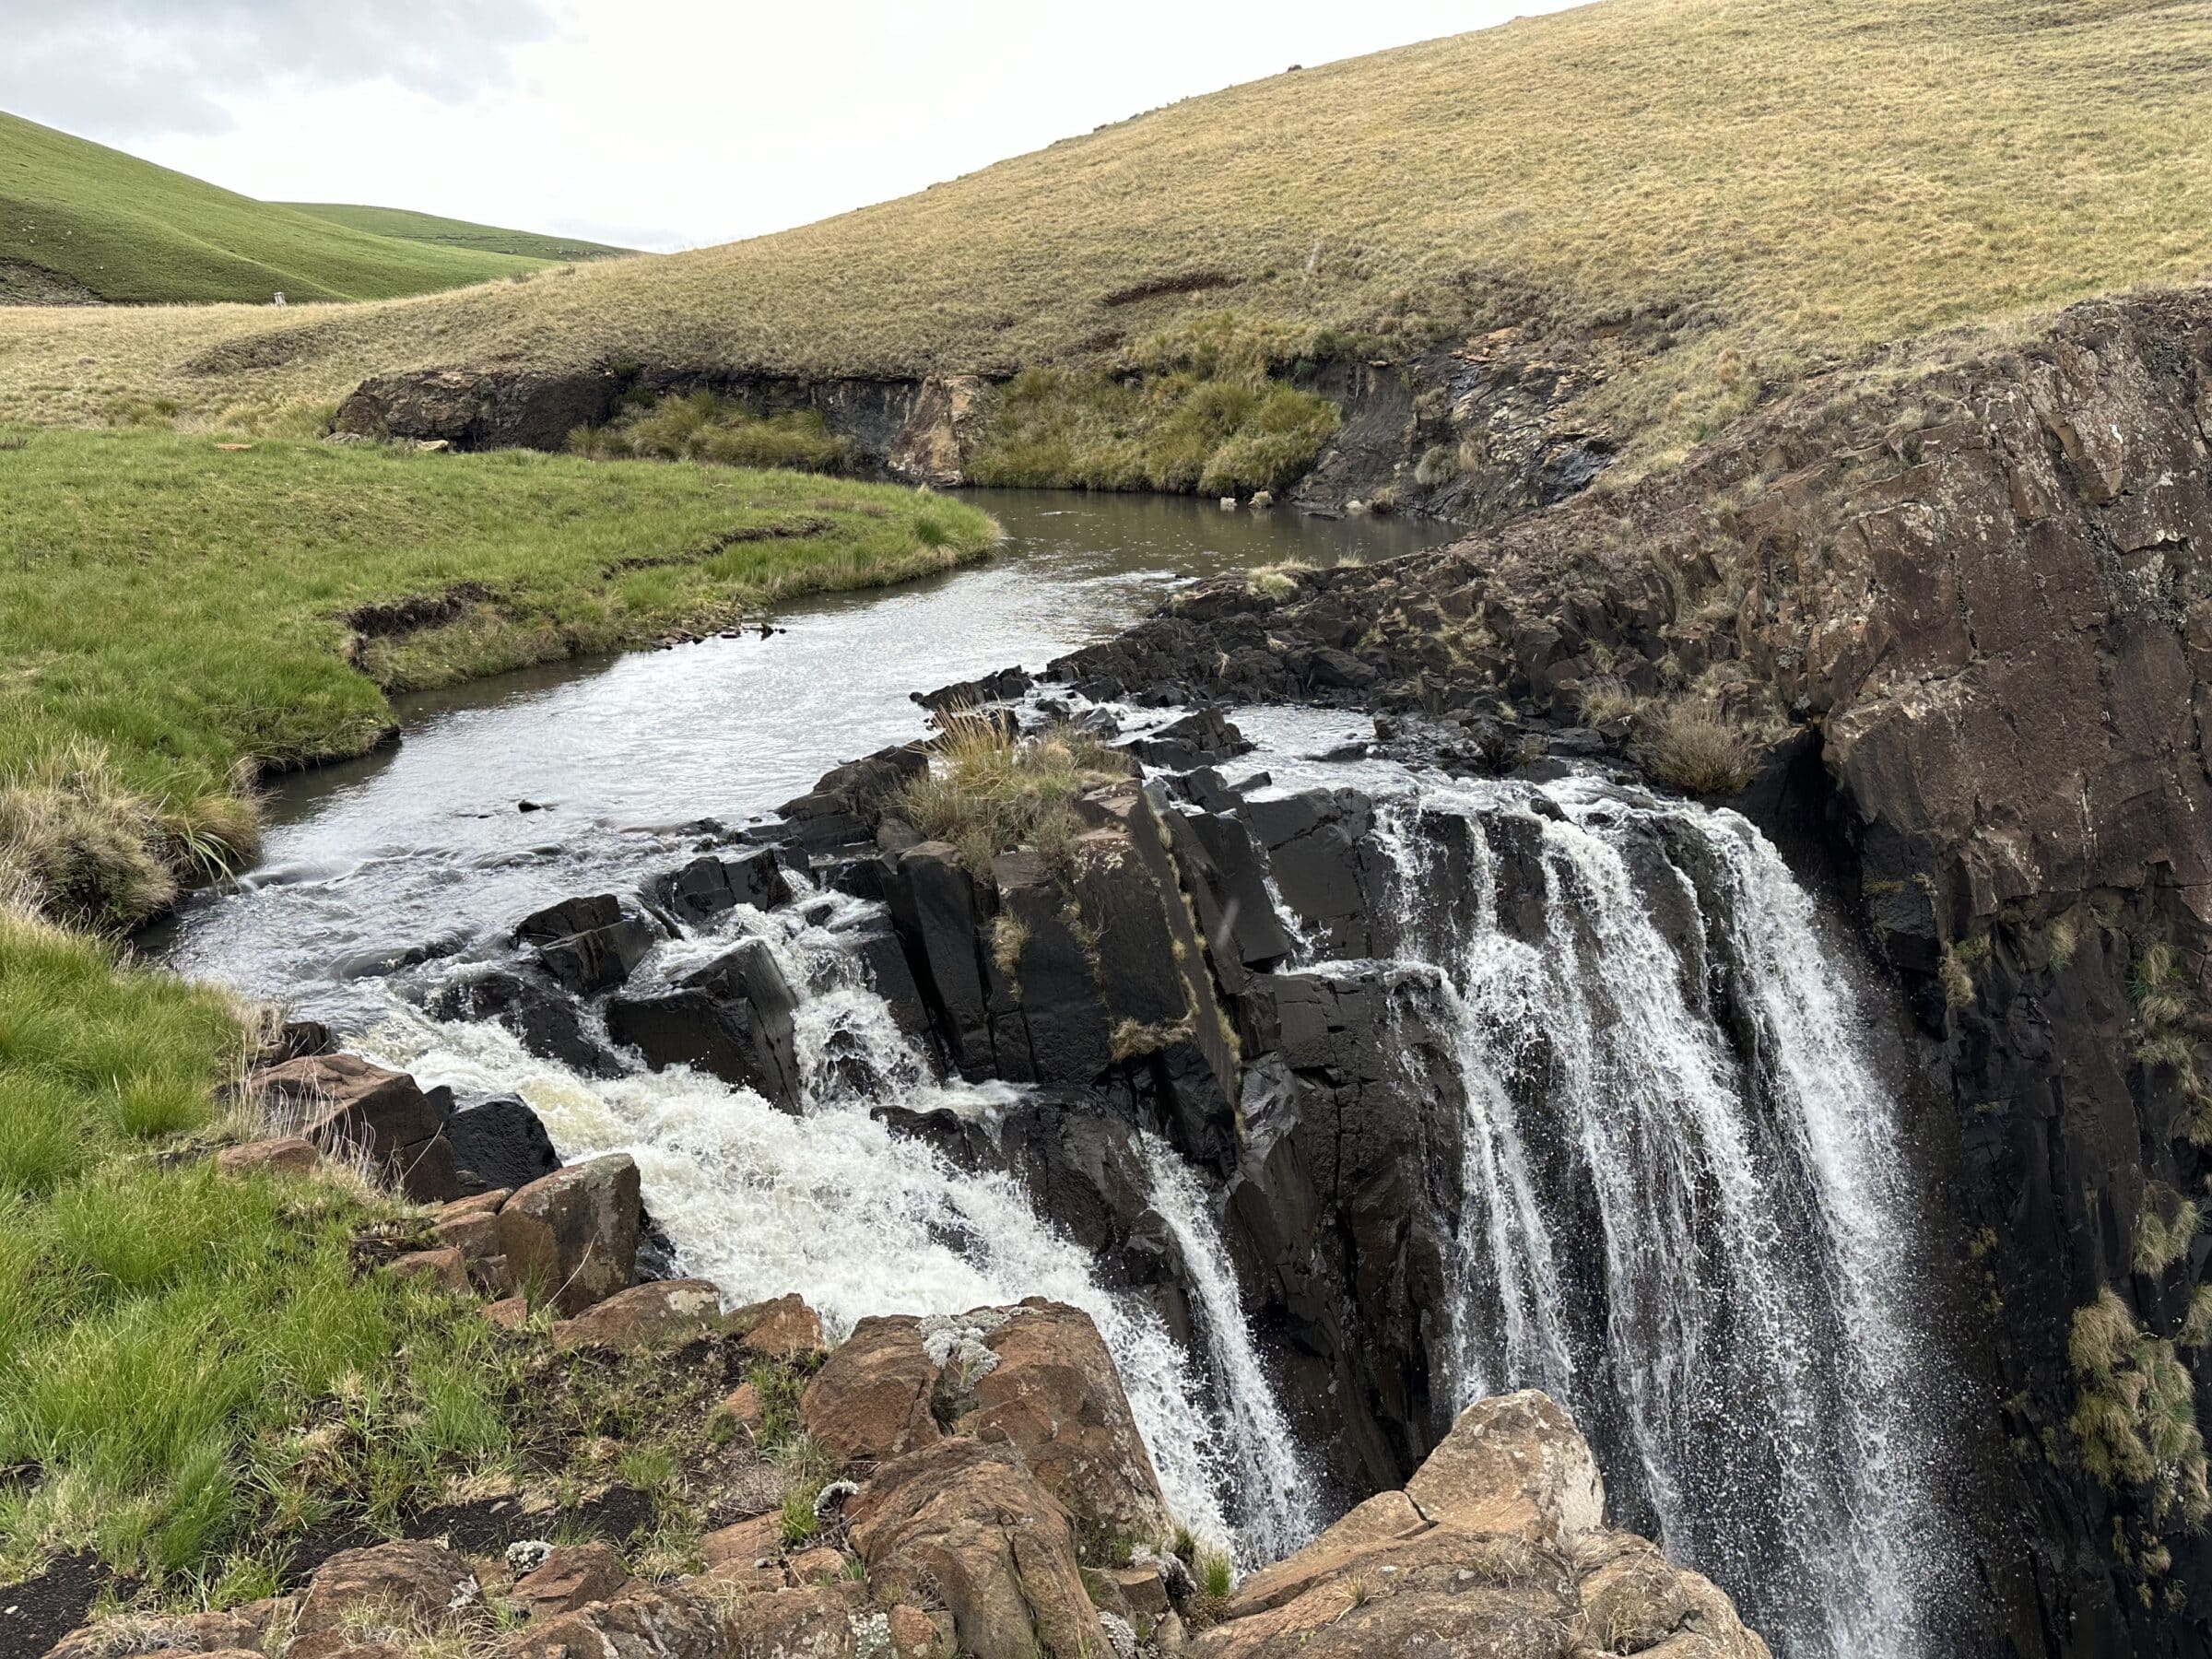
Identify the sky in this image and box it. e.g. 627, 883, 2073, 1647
0, 1, 1583, 253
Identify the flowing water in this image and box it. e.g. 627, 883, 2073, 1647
1334, 755, 1954, 1658
157, 492, 1959, 1640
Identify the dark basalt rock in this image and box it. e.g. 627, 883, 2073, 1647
513, 894, 661, 995
428, 969, 626, 1079
445, 1092, 561, 1193
652, 849, 789, 924
990, 851, 1113, 1087
915, 666, 1032, 712
1244, 788, 1393, 958
605, 938, 803, 1110
882, 841, 995, 1080
1123, 707, 1252, 771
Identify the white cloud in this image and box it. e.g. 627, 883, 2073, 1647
0, 0, 553, 138
3, 0, 1583, 249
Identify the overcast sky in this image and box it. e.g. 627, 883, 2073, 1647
0, 1, 1583, 252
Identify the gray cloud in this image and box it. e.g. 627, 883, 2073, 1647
0, 1, 554, 138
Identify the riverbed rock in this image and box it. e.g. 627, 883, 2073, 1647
605, 938, 802, 1110
443, 1093, 561, 1193
846, 1438, 1112, 1659
513, 894, 660, 995
881, 841, 994, 1078
495, 1153, 641, 1314
251, 1053, 462, 1202
427, 971, 625, 1079
653, 849, 790, 924
989, 851, 1112, 1086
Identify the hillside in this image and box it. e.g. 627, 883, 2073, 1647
0, 112, 549, 304
2, 0, 2210, 464
278, 202, 636, 264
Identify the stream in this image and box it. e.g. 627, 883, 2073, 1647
152, 490, 1964, 1654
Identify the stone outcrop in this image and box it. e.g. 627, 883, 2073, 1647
1193, 1391, 1764, 1659
497, 1153, 642, 1315
606, 938, 803, 1110
1037, 287, 2212, 1651
846, 1438, 1112, 1659
250, 1053, 462, 1202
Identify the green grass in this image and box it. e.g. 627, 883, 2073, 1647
276, 204, 636, 265
6, 0, 2211, 461
0, 111, 551, 304
571, 389, 861, 475
0, 429, 996, 925
0, 911, 513, 1590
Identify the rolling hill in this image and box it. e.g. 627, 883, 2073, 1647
0, 112, 562, 305
3, 0, 2209, 463
277, 203, 634, 264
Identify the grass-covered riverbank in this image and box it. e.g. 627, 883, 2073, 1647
0, 429, 995, 927
0, 431, 994, 1609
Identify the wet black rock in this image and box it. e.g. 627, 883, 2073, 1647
1124, 707, 1252, 771
427, 970, 626, 1078
605, 938, 803, 1111
446, 1093, 562, 1193
653, 849, 790, 925
513, 894, 661, 995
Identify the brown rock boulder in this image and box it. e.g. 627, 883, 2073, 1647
943, 1300, 1171, 1547
512, 1541, 629, 1616
846, 1438, 1110, 1659
505, 1580, 724, 1659
1189, 1392, 1768, 1659
216, 1135, 319, 1178
495, 1153, 640, 1314
723, 1584, 864, 1658
729, 1291, 826, 1360
801, 1316, 942, 1463
253, 1054, 461, 1201
391, 1246, 470, 1294
294, 1539, 480, 1639
1402, 1390, 1604, 1543
553, 1278, 724, 1350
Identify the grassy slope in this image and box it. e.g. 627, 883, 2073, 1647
2, 0, 2207, 458
0, 429, 994, 925
279, 203, 637, 264
0, 909, 519, 1594
0, 112, 548, 304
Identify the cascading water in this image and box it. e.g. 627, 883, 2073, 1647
1137, 1135, 1321, 1560
1371, 769, 1952, 1658
364, 877, 1314, 1561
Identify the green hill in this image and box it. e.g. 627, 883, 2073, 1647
5, 0, 2211, 457
278, 203, 635, 264
0, 111, 552, 304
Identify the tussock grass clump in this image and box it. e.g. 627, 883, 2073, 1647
1635, 697, 1756, 796
895, 716, 1127, 878
2066, 1289, 2211, 1534
571, 390, 861, 477
969, 317, 1340, 497
1575, 675, 1646, 727
2130, 939, 2212, 1142
2135, 1182, 2204, 1278
0, 430, 992, 927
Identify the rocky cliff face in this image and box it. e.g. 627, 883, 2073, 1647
1054, 286, 2212, 1655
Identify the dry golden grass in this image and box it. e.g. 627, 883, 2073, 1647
5, 0, 2210, 463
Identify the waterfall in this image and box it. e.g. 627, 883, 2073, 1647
1375, 771, 1951, 1658
1137, 1134, 1322, 1559
368, 880, 1313, 1564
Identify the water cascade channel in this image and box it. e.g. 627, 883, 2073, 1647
158, 495, 1961, 1653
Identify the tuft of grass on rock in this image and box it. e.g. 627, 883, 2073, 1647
894, 715, 1128, 879
1635, 697, 1755, 796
